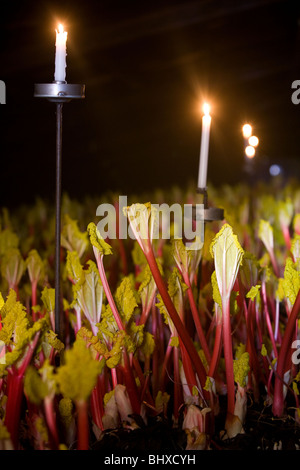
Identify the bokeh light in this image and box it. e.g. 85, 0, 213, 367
249, 135, 259, 147
245, 145, 255, 158
242, 124, 252, 139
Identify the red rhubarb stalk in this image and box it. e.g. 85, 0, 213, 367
145, 245, 207, 387
76, 399, 89, 450
273, 288, 300, 416
222, 296, 235, 415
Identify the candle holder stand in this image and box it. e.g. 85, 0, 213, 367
34, 81, 85, 339
193, 187, 224, 223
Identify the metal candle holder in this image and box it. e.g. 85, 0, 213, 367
193, 187, 224, 223
34, 81, 85, 339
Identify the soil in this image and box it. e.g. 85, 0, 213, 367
92, 393, 300, 452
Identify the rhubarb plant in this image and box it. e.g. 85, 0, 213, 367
209, 223, 244, 436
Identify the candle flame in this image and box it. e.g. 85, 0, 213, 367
58, 24, 64, 34
203, 103, 210, 116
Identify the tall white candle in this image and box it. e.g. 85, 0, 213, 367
197, 103, 211, 189
54, 24, 68, 82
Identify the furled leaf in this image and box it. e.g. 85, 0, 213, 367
61, 214, 89, 258
137, 263, 157, 314
123, 203, 158, 254
258, 220, 274, 254
172, 237, 203, 282
26, 249, 45, 284
1, 248, 25, 288
209, 224, 244, 299
72, 260, 103, 333
41, 287, 55, 314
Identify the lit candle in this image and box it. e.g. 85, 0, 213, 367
197, 103, 211, 189
54, 24, 68, 82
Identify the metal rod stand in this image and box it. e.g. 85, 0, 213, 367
193, 187, 224, 222
34, 81, 85, 339
55, 103, 63, 336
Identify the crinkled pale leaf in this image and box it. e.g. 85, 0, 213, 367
140, 331, 155, 357
61, 215, 89, 258
0, 291, 46, 373
56, 339, 102, 402
283, 257, 300, 306
127, 321, 144, 351
76, 326, 107, 360
87, 222, 113, 256
258, 220, 274, 253
246, 285, 261, 302
0, 289, 28, 345
115, 276, 138, 322
66, 250, 84, 284
41, 287, 55, 313
1, 248, 25, 287
24, 366, 49, 405
26, 249, 45, 285
209, 224, 244, 299
106, 330, 126, 369
97, 304, 118, 341
43, 330, 64, 355
131, 241, 147, 267
233, 350, 250, 388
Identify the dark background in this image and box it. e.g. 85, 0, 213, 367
0, 0, 300, 208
